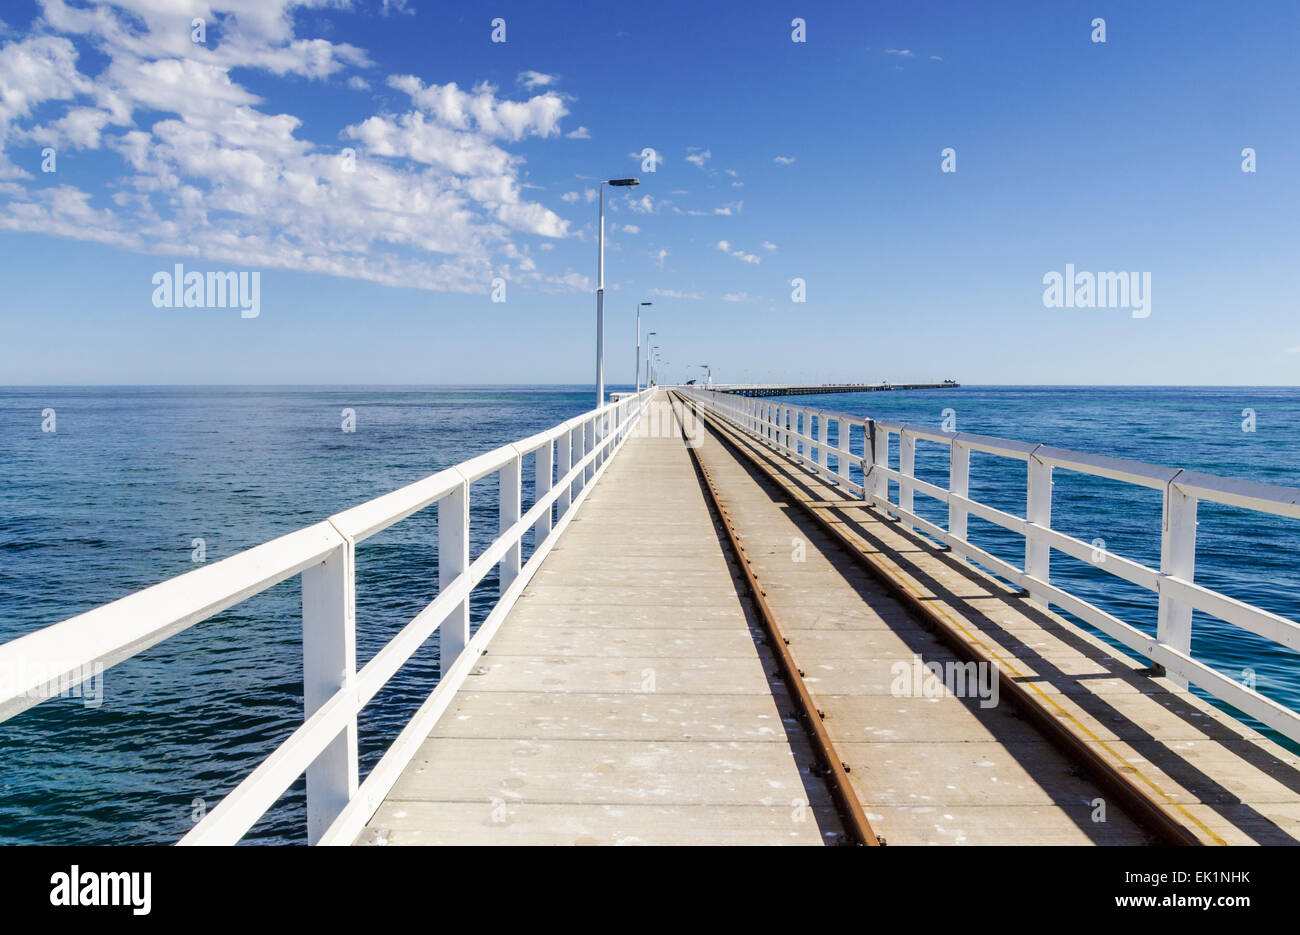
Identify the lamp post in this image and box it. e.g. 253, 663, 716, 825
699, 363, 712, 387
636, 301, 652, 392
645, 332, 657, 387
596, 177, 640, 407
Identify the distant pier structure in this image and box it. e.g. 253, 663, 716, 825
718, 380, 958, 398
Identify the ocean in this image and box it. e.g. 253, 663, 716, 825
1, 384, 1297, 844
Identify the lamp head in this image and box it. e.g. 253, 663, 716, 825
607, 178, 640, 187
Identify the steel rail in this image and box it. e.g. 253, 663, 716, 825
674, 391, 1203, 847
667, 394, 881, 847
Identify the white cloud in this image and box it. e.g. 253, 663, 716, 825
565, 125, 590, 139
0, 2, 585, 294
561, 191, 580, 203
885, 49, 914, 57
652, 248, 667, 267
714, 239, 759, 264
388, 74, 568, 141
621, 224, 639, 233
518, 70, 557, 90
678, 200, 742, 217
761, 241, 777, 251
685, 147, 710, 169
24, 106, 116, 150
627, 194, 656, 213
774, 155, 796, 165
382, 0, 416, 16
649, 287, 704, 300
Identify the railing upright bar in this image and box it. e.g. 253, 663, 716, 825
817, 413, 829, 475
583, 419, 594, 486
301, 539, 359, 845
871, 421, 888, 506
947, 439, 970, 547
1025, 454, 1053, 604
899, 431, 916, 531
499, 453, 522, 595
535, 439, 554, 541
1158, 475, 1198, 687
837, 418, 852, 489
438, 479, 470, 673
557, 428, 572, 515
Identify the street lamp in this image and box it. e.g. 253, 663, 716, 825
645, 332, 656, 388
596, 177, 639, 406
699, 363, 712, 387
636, 301, 652, 392
650, 345, 660, 385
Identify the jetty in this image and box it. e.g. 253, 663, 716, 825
715, 381, 958, 398
2, 386, 1299, 846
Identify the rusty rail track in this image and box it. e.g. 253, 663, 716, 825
668, 394, 881, 846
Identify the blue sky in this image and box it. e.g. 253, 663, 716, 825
0, 0, 1297, 385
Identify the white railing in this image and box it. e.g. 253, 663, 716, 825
680, 387, 1300, 746
0, 388, 655, 845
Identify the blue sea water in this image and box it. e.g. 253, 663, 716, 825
1, 384, 1298, 845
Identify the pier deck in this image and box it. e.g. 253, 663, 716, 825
358, 392, 1300, 846
357, 398, 840, 845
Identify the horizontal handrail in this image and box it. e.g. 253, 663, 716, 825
0, 522, 344, 723
681, 387, 1300, 745
0, 387, 656, 844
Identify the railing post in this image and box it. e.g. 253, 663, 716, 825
536, 438, 554, 542
948, 439, 970, 547
301, 537, 358, 845
557, 428, 572, 516
585, 421, 595, 486
1025, 454, 1053, 605
1157, 476, 1197, 687
438, 479, 470, 674
899, 431, 916, 530
836, 418, 852, 489
817, 414, 829, 476
499, 451, 521, 595
871, 422, 888, 506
